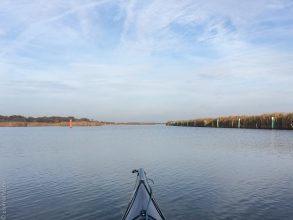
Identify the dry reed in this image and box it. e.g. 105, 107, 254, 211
166, 113, 293, 130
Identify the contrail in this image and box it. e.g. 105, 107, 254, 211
0, 0, 113, 57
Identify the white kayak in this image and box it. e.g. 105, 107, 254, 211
121, 168, 166, 220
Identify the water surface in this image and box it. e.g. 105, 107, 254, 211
1, 126, 293, 219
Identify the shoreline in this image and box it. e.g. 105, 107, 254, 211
0, 122, 161, 127
166, 113, 293, 130
0, 115, 161, 127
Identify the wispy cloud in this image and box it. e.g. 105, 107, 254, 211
0, 0, 116, 56
0, 0, 293, 120
120, 0, 293, 52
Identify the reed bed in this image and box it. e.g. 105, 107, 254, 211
0, 115, 113, 127
0, 121, 106, 127
0, 115, 160, 127
166, 113, 293, 130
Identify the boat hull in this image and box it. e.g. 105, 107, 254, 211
122, 169, 165, 220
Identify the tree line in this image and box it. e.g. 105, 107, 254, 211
0, 115, 91, 123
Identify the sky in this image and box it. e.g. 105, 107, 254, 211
0, 0, 293, 122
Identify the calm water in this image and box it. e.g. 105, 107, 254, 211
1, 125, 293, 220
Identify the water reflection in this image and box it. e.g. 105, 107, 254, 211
0, 126, 293, 219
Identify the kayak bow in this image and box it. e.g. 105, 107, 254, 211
121, 168, 166, 220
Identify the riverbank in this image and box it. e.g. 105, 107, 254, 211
0, 121, 160, 127
166, 113, 293, 130
0, 121, 106, 127
0, 115, 160, 127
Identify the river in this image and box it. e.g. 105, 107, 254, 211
0, 125, 293, 219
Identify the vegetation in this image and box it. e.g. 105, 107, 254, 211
0, 115, 90, 123
166, 113, 293, 130
0, 115, 105, 127
0, 115, 161, 127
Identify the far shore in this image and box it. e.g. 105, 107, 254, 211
0, 115, 161, 127
0, 121, 161, 127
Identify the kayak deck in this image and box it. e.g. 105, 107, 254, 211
121, 168, 166, 220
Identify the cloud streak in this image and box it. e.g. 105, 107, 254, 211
0, 0, 292, 121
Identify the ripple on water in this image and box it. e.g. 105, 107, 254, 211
2, 126, 293, 220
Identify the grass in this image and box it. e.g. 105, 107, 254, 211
166, 113, 293, 130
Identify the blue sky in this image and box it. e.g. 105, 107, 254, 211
0, 0, 293, 122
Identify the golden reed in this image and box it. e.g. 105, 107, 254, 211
166, 113, 293, 130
